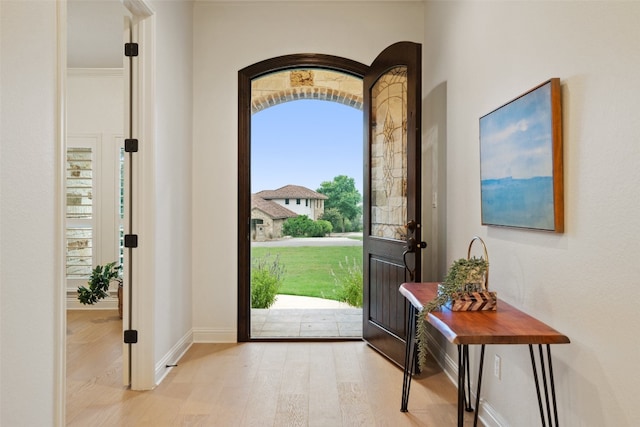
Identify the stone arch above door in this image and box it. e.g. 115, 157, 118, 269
251, 69, 363, 113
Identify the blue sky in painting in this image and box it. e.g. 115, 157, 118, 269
480, 82, 553, 180
251, 99, 363, 193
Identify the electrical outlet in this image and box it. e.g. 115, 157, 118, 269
494, 354, 502, 380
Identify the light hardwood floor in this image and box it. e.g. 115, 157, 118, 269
67, 310, 478, 426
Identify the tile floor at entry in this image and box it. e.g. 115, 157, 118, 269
251, 295, 362, 338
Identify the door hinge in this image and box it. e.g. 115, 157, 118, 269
124, 139, 139, 152
124, 234, 138, 248
124, 330, 138, 344
124, 43, 139, 57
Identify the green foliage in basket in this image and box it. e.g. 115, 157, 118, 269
416, 257, 488, 370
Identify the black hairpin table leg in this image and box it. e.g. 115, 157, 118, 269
463, 345, 473, 412
401, 305, 416, 412
529, 344, 560, 427
457, 345, 465, 426
472, 345, 486, 427
458, 344, 486, 427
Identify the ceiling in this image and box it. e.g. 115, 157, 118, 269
67, 0, 127, 68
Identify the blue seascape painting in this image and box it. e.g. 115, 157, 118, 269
480, 81, 556, 230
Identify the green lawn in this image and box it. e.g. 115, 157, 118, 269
251, 245, 362, 301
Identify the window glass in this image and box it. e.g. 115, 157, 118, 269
66, 147, 93, 278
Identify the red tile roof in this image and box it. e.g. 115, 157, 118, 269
251, 194, 298, 219
255, 184, 328, 200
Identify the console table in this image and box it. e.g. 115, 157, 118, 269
399, 282, 570, 427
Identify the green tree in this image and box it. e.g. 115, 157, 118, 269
319, 208, 343, 233
317, 175, 362, 231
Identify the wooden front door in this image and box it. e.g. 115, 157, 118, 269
362, 42, 423, 366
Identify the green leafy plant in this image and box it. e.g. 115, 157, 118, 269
307, 219, 333, 237
416, 257, 488, 369
319, 208, 343, 233
77, 262, 122, 305
283, 215, 313, 237
283, 215, 333, 237
251, 253, 285, 309
331, 256, 363, 307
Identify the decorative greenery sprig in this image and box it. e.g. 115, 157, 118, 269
416, 257, 488, 370
77, 262, 122, 305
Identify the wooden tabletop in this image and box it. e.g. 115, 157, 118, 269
400, 282, 570, 345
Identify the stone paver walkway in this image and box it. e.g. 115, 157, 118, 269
251, 295, 362, 338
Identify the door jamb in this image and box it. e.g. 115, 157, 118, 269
124, 0, 156, 391
237, 54, 368, 342
55, 2, 67, 424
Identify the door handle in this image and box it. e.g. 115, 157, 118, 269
403, 220, 426, 281
402, 238, 427, 281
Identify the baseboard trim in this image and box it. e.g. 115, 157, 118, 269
425, 331, 505, 427
192, 328, 236, 343
66, 296, 118, 310
155, 330, 193, 386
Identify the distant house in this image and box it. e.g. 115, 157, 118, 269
252, 185, 329, 241
255, 185, 328, 221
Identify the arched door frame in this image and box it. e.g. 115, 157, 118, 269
237, 54, 368, 341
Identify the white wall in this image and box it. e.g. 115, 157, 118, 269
150, 0, 194, 383
67, 0, 123, 68
272, 198, 314, 219
423, 1, 640, 426
192, 1, 425, 341
67, 70, 124, 134
0, 1, 61, 425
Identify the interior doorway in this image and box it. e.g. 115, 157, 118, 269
63, 0, 158, 398
65, 1, 131, 412
238, 56, 368, 341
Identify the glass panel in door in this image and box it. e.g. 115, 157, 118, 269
370, 66, 408, 241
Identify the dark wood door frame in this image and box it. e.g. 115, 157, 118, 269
237, 54, 368, 342
362, 42, 422, 366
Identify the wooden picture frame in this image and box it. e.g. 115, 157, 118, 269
479, 78, 563, 232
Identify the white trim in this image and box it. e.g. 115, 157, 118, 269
192, 328, 237, 343
154, 331, 193, 386
127, 7, 157, 391
123, 0, 154, 19
67, 68, 124, 78
425, 331, 506, 427
56, 2, 68, 425
424, 331, 458, 384
478, 401, 508, 427
66, 301, 119, 310
66, 290, 119, 311
121, 16, 132, 387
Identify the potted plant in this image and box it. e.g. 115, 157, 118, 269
77, 262, 123, 318
416, 256, 489, 369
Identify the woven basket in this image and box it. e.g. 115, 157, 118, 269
450, 236, 497, 311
